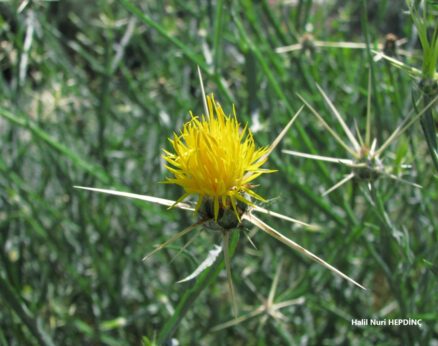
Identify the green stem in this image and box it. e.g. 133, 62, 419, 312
361, 0, 382, 144
419, 91, 438, 171
157, 230, 240, 345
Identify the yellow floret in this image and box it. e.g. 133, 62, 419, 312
163, 95, 275, 221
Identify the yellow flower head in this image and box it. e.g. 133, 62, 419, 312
163, 95, 275, 222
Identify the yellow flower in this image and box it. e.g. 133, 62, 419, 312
163, 95, 274, 222
75, 74, 366, 319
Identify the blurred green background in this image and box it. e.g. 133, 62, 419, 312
1, 0, 437, 345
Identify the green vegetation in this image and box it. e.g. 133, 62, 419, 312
1, 0, 437, 345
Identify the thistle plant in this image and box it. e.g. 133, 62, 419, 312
276, 32, 410, 58
283, 80, 438, 195
374, 1, 438, 170
76, 69, 365, 318
211, 261, 305, 333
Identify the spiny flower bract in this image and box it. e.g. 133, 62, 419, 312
283, 82, 437, 195
163, 95, 274, 221
75, 79, 365, 319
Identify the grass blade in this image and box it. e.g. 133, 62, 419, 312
0, 275, 55, 346
0, 107, 110, 184
119, 0, 232, 103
